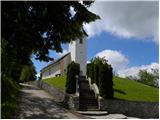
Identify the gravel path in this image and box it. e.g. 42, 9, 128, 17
14, 83, 82, 119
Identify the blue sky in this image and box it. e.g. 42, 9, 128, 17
32, 31, 158, 77
32, 1, 159, 78
87, 32, 158, 67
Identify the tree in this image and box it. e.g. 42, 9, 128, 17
99, 63, 113, 99
87, 57, 114, 99
2, 0, 100, 93
20, 64, 37, 82
2, 1, 100, 118
2, 1, 100, 61
66, 61, 80, 94
138, 69, 159, 87
2, 1, 100, 83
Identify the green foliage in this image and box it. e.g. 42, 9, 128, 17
138, 69, 159, 87
43, 76, 66, 90
87, 57, 114, 99
66, 61, 80, 94
94, 64, 99, 86
1, 38, 36, 118
2, 1, 100, 61
44, 75, 159, 102
20, 64, 37, 82
87, 63, 94, 83
114, 76, 159, 102
2, 2, 99, 117
99, 63, 113, 99
2, 38, 24, 83
1, 75, 20, 118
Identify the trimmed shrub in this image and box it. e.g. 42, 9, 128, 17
87, 63, 95, 83
94, 64, 99, 86
99, 63, 113, 99
87, 57, 114, 99
66, 61, 80, 94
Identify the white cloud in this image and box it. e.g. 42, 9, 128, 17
95, 49, 129, 70
95, 49, 159, 78
87, 61, 91, 64
118, 62, 159, 78
56, 49, 68, 57
84, 1, 158, 43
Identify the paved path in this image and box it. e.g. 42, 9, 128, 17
14, 82, 139, 119
14, 83, 83, 119
83, 114, 139, 119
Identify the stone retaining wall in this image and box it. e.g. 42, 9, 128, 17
39, 81, 65, 101
37, 81, 158, 118
37, 81, 79, 110
100, 98, 159, 118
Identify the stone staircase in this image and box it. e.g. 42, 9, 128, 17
78, 76, 99, 111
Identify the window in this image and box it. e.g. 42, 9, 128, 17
79, 39, 83, 44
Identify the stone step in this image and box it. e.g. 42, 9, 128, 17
80, 96, 96, 99
80, 92, 96, 97
78, 76, 99, 111
80, 97, 98, 100
79, 102, 99, 110
79, 103, 98, 107
85, 114, 128, 119
77, 111, 108, 116
80, 96, 97, 99
86, 106, 99, 110
79, 101, 98, 106
80, 101, 98, 105
80, 98, 98, 102
79, 107, 99, 111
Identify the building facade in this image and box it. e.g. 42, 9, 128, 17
41, 38, 86, 79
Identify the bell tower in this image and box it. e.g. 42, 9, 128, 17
69, 38, 87, 76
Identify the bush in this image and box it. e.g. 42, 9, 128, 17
94, 64, 99, 86
87, 63, 95, 83
99, 63, 113, 99
138, 69, 159, 88
1, 75, 20, 118
87, 57, 114, 99
20, 64, 36, 82
66, 61, 80, 94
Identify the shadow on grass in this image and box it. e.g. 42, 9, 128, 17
114, 88, 126, 95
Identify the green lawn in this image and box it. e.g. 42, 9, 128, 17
43, 76, 159, 102
113, 77, 159, 102
43, 76, 66, 91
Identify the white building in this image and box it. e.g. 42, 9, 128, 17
41, 38, 86, 79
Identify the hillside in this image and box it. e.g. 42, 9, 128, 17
43, 76, 159, 102
43, 76, 66, 91
113, 77, 158, 102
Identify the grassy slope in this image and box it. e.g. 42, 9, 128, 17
113, 77, 159, 102
43, 76, 159, 102
43, 76, 66, 91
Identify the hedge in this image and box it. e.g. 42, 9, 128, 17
87, 57, 114, 99
66, 61, 80, 94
